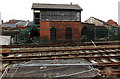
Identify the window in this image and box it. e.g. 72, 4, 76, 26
50, 28, 56, 40
41, 10, 80, 21
34, 13, 40, 19
66, 27, 72, 40
34, 13, 40, 25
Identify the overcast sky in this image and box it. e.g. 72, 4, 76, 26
0, 0, 119, 23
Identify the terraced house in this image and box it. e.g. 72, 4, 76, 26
32, 3, 83, 41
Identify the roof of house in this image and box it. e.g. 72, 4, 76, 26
107, 19, 118, 27
11, 20, 22, 24
85, 17, 115, 27
32, 3, 83, 11
2, 24, 16, 27
4, 19, 27, 24
92, 17, 112, 26
15, 21, 29, 26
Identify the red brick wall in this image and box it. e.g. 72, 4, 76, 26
39, 21, 50, 40
40, 21, 82, 40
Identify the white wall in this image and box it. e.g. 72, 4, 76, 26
0, 36, 11, 45
85, 17, 104, 26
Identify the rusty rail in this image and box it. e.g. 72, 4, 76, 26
1, 45, 120, 64
100, 70, 120, 75
1, 41, 120, 48
1, 53, 120, 59
1, 46, 120, 54
1, 55, 120, 64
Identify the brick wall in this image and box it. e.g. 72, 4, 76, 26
40, 21, 82, 40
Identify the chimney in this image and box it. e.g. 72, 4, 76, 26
2, 20, 3, 24
8, 20, 12, 24
27, 20, 29, 22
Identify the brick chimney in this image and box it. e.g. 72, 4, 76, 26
8, 20, 12, 24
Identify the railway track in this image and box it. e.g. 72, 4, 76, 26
1, 45, 120, 67
1, 45, 120, 54
100, 70, 120, 76
1, 44, 120, 76
1, 41, 120, 48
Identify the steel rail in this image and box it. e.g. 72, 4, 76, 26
1, 46, 120, 54
1, 41, 120, 48
1, 52, 120, 59
1, 56, 120, 62
100, 70, 120, 75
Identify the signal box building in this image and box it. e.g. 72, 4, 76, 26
32, 3, 83, 41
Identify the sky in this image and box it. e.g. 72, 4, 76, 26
0, 0, 119, 23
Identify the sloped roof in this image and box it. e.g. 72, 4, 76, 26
27, 22, 33, 26
10, 20, 21, 24
32, 3, 83, 11
2, 24, 16, 27
91, 17, 113, 26
4, 19, 27, 24
85, 17, 114, 27
9, 20, 22, 24
15, 21, 29, 26
107, 19, 118, 27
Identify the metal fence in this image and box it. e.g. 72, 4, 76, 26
1, 59, 99, 78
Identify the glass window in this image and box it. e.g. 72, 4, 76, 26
50, 28, 56, 40
66, 27, 72, 40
